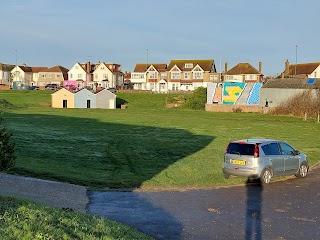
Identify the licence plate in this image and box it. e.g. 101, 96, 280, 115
232, 160, 246, 165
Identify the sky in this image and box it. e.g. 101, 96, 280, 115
1, 0, 319, 76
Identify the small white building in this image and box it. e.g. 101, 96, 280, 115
74, 88, 96, 108
96, 89, 116, 109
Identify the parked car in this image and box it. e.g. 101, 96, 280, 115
107, 87, 117, 93
45, 84, 58, 90
28, 86, 39, 90
222, 139, 308, 184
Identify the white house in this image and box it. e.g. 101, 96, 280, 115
92, 62, 123, 89
0, 63, 15, 85
96, 89, 116, 109
11, 64, 47, 89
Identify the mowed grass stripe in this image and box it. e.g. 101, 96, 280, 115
1, 90, 319, 189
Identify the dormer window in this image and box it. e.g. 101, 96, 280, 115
185, 63, 193, 68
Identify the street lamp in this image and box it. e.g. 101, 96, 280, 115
295, 45, 298, 77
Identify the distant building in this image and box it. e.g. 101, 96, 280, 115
0, 63, 15, 85
224, 62, 263, 83
11, 64, 48, 89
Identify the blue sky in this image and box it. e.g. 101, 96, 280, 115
1, 0, 319, 76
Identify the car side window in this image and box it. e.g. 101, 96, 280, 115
261, 145, 269, 155
268, 143, 281, 155
279, 142, 295, 155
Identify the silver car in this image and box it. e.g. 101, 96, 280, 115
222, 139, 309, 184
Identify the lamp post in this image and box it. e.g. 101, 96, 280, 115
295, 45, 298, 77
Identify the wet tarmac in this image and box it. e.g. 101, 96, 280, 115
88, 165, 320, 239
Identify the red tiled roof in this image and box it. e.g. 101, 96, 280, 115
287, 62, 320, 75
19, 65, 48, 73
226, 63, 260, 75
42, 65, 69, 73
167, 60, 215, 72
134, 64, 167, 72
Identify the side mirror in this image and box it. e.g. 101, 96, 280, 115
293, 150, 300, 155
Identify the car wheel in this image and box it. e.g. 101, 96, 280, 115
260, 169, 272, 184
295, 164, 308, 178
223, 173, 230, 179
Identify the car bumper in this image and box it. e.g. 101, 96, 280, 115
222, 165, 261, 178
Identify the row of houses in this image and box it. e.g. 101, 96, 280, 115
0, 62, 123, 90
1, 59, 320, 93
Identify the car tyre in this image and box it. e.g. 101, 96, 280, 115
295, 164, 308, 178
260, 168, 272, 184
223, 173, 230, 179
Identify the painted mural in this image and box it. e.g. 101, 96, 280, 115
222, 82, 246, 104
247, 83, 263, 105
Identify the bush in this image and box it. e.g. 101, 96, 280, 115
186, 87, 207, 110
0, 114, 16, 171
270, 89, 320, 117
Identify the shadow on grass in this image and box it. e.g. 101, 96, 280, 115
3, 111, 214, 189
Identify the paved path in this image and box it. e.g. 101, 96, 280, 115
0, 174, 88, 213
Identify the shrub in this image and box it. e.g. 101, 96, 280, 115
186, 87, 207, 110
270, 89, 320, 117
0, 114, 16, 171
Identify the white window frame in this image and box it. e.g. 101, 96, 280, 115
193, 71, 203, 79
185, 63, 193, 68
171, 72, 181, 80
184, 72, 190, 79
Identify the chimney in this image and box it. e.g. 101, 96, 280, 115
258, 61, 262, 73
224, 62, 228, 73
285, 59, 289, 75
86, 61, 91, 73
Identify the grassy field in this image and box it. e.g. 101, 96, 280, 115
1, 90, 320, 189
0, 196, 151, 239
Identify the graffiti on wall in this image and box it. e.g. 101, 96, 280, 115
222, 82, 246, 104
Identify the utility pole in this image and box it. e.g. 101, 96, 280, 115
295, 45, 298, 77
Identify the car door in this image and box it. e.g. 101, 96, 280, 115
279, 142, 300, 173
267, 143, 284, 174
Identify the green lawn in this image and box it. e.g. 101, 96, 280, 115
0, 196, 152, 240
1, 90, 320, 189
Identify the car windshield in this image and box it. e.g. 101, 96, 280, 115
226, 143, 255, 156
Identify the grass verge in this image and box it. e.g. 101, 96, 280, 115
0, 196, 152, 240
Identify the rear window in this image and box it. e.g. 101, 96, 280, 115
226, 143, 255, 156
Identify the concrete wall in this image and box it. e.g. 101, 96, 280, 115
205, 104, 267, 113
260, 88, 318, 107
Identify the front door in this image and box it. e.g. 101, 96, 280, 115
63, 100, 67, 108
87, 100, 91, 108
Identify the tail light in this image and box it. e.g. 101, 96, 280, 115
254, 144, 259, 158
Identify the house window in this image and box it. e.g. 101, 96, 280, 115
185, 85, 189, 90
75, 66, 78, 69
185, 63, 193, 68
103, 74, 108, 80
171, 72, 181, 79
214, 75, 218, 80
227, 75, 233, 80
34, 73, 38, 78
101, 66, 105, 70
49, 74, 52, 78
41, 74, 46, 78
184, 72, 190, 79
149, 72, 157, 79
70, 74, 73, 78
78, 74, 82, 78
315, 72, 317, 78
56, 74, 60, 78
95, 74, 98, 79
193, 72, 203, 79
161, 72, 167, 78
